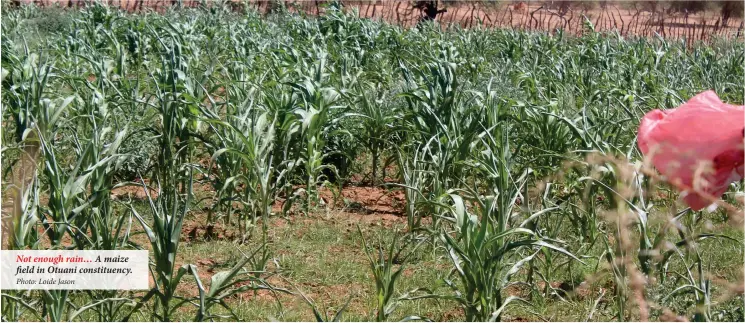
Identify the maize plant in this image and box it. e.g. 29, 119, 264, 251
290, 48, 342, 213
359, 226, 422, 321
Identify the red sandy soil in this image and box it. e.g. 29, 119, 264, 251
179, 182, 409, 243
111, 178, 160, 200
320, 184, 405, 216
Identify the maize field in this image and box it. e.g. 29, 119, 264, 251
1, 1, 743, 322
10, 1, 745, 43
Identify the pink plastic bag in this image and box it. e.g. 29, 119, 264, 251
638, 90, 744, 210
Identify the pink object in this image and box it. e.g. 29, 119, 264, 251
638, 90, 744, 210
